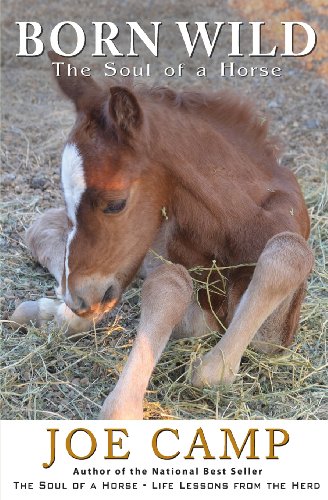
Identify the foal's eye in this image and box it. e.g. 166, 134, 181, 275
103, 199, 127, 214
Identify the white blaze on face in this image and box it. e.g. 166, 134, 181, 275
61, 143, 86, 297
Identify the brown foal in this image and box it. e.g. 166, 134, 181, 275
12, 52, 313, 419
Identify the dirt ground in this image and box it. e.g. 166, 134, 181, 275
1, 0, 327, 420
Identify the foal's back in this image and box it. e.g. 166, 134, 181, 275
144, 87, 310, 265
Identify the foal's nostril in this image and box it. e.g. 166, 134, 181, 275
76, 296, 88, 311
102, 286, 114, 304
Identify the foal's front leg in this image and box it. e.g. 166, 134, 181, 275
192, 232, 314, 387
11, 208, 96, 336
100, 263, 193, 420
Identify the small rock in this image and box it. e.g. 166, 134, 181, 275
80, 377, 89, 387
2, 173, 15, 186
30, 176, 48, 190
304, 119, 319, 130
268, 100, 279, 109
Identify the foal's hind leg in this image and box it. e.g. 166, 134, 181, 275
191, 232, 313, 387
251, 282, 306, 354
172, 301, 219, 339
12, 209, 95, 335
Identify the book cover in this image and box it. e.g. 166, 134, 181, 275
1, 0, 327, 498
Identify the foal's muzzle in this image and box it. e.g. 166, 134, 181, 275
63, 273, 120, 318
67, 287, 118, 318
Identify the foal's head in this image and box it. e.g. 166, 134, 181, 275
49, 53, 166, 317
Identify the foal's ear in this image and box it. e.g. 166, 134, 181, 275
109, 86, 142, 137
48, 51, 101, 111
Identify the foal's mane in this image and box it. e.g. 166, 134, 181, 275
134, 83, 280, 160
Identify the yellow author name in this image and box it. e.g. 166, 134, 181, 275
43, 427, 289, 469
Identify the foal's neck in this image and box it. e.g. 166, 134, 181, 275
146, 102, 254, 220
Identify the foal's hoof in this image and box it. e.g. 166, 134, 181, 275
10, 298, 59, 330
99, 394, 144, 420
191, 353, 239, 388
54, 303, 93, 338
10, 301, 40, 330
